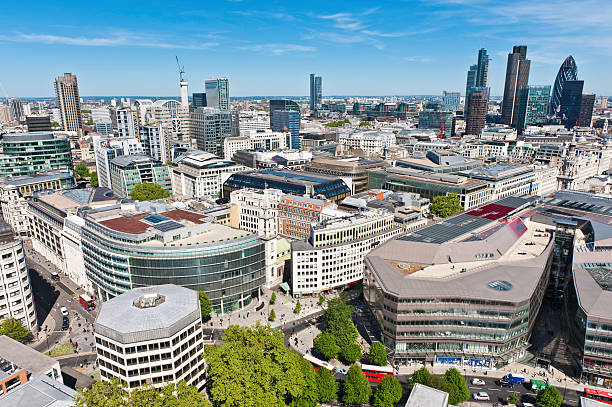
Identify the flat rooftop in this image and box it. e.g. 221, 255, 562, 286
0, 171, 72, 187
0, 336, 58, 377
236, 169, 342, 186
405, 383, 449, 407
1, 132, 57, 142
32, 188, 120, 212
0, 374, 76, 407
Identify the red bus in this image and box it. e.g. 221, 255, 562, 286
585, 388, 612, 405
360, 363, 394, 383
79, 294, 95, 311
303, 354, 336, 375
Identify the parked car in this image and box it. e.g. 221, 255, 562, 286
471, 378, 485, 385
61, 316, 69, 330
498, 379, 514, 388
60, 306, 69, 316
473, 392, 490, 401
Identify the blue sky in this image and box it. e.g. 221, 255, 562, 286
1, 0, 611, 97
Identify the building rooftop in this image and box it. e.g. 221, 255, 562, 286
237, 169, 341, 186
0, 171, 72, 188
461, 163, 534, 181
376, 167, 488, 189
94, 284, 200, 344
1, 132, 59, 143
30, 188, 121, 217
405, 383, 450, 407
0, 374, 76, 407
109, 155, 156, 167
0, 336, 58, 378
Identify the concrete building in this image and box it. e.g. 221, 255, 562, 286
338, 131, 396, 156
460, 164, 535, 201
189, 107, 232, 157
108, 155, 171, 198
292, 210, 400, 297
231, 150, 312, 170
171, 150, 246, 199
54, 73, 83, 136
94, 285, 205, 390
0, 373, 76, 405
140, 123, 169, 163
229, 188, 282, 240
0, 133, 72, 177
396, 151, 481, 174
405, 383, 450, 407
278, 195, 331, 240
304, 156, 388, 194
92, 136, 145, 189
223, 129, 287, 160
0, 223, 37, 331
461, 141, 510, 160
223, 137, 251, 161
25, 116, 52, 133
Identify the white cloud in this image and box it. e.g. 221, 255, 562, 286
403, 55, 434, 63
238, 43, 316, 55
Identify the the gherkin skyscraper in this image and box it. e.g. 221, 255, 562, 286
549, 56, 578, 118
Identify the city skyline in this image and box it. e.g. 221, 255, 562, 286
1, 1, 611, 97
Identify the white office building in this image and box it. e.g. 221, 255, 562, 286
338, 131, 396, 156
93, 136, 144, 189
229, 188, 282, 239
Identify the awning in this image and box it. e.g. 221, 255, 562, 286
279, 282, 290, 293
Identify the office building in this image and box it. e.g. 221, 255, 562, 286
475, 48, 490, 88
338, 131, 396, 156
0, 172, 74, 236
465, 90, 488, 135
0, 133, 72, 177
93, 136, 144, 189
230, 188, 282, 240
516, 85, 551, 133
460, 164, 535, 201
192, 92, 206, 108
54, 73, 83, 136
578, 93, 595, 127
94, 285, 206, 390
231, 149, 312, 170
205, 78, 229, 110
501, 46, 531, 126
0, 222, 37, 331
418, 110, 454, 138
549, 56, 578, 118
465, 65, 477, 103
81, 203, 265, 312
94, 120, 113, 136
278, 195, 331, 240
442, 91, 460, 112
559, 80, 585, 128
223, 169, 351, 203
190, 107, 232, 157
25, 116, 52, 132
8, 99, 23, 122
108, 155, 171, 198
171, 150, 246, 199
270, 99, 301, 149
111, 106, 138, 139
304, 156, 388, 194
396, 150, 481, 174
140, 123, 169, 163
309, 74, 322, 112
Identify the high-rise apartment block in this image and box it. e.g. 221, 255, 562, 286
54, 73, 83, 136
501, 46, 531, 127
205, 78, 229, 110
309, 74, 322, 112
8, 99, 24, 122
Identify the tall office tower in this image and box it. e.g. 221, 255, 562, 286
190, 107, 232, 156
559, 80, 584, 128
475, 48, 490, 88
193, 93, 207, 108
230, 110, 240, 137
442, 91, 461, 112
309, 74, 322, 112
577, 93, 595, 127
8, 98, 24, 122
549, 56, 578, 118
54, 73, 83, 136
205, 78, 229, 110
516, 85, 551, 133
501, 46, 531, 127
270, 99, 301, 149
465, 65, 477, 100
465, 91, 488, 135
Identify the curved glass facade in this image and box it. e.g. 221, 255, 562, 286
549, 56, 578, 118
82, 223, 266, 314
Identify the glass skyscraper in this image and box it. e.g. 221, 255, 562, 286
270, 99, 301, 149
309, 74, 322, 112
559, 80, 584, 129
549, 56, 578, 119
205, 78, 230, 110
516, 85, 551, 133
465, 48, 490, 113
501, 46, 531, 127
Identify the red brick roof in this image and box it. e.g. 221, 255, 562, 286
99, 215, 149, 234
161, 209, 205, 224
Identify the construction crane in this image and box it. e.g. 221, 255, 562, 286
0, 82, 9, 105
175, 56, 185, 82
437, 105, 445, 140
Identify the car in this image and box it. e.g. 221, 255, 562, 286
61, 316, 69, 330
60, 306, 69, 316
498, 379, 514, 388
523, 404, 535, 407
50, 272, 59, 281
471, 378, 485, 385
334, 368, 348, 375
473, 392, 490, 401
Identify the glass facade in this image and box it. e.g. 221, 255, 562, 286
0, 133, 72, 176
549, 56, 578, 118
516, 85, 551, 132
418, 110, 454, 138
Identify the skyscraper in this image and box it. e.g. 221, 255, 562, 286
189, 107, 232, 156
475, 48, 490, 88
8, 98, 24, 122
549, 56, 578, 119
442, 91, 460, 112
465, 91, 488, 136
465, 65, 477, 102
192, 93, 207, 108
54, 73, 83, 136
270, 99, 301, 149
578, 93, 595, 127
205, 78, 230, 110
559, 80, 584, 128
516, 85, 551, 133
501, 46, 531, 127
309, 74, 322, 112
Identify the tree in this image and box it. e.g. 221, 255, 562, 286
198, 291, 211, 319
314, 332, 340, 360
316, 367, 338, 403
294, 300, 302, 314
408, 366, 433, 390
75, 162, 90, 178
373, 376, 402, 407
368, 341, 388, 366
508, 392, 520, 404
340, 343, 362, 364
270, 292, 276, 304
536, 386, 563, 407
318, 295, 325, 306
90, 171, 99, 187
323, 295, 358, 349
51, 121, 60, 127
269, 309, 276, 321
205, 324, 317, 407
74, 378, 129, 406
442, 368, 470, 405
430, 193, 463, 218
86, 119, 94, 125
343, 364, 372, 405
129, 182, 170, 201
359, 121, 371, 127
0, 318, 29, 342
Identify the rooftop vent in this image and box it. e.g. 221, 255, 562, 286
133, 293, 166, 309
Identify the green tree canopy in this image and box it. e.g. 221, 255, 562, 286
129, 182, 170, 201
368, 341, 388, 366
316, 367, 338, 403
270, 292, 276, 304
323, 295, 358, 349
198, 291, 212, 319
442, 368, 470, 405
269, 309, 276, 321
205, 324, 317, 407
90, 171, 99, 187
343, 364, 372, 405
314, 332, 340, 360
86, 119, 94, 125
318, 295, 325, 306
74, 378, 129, 407
0, 318, 29, 342
508, 392, 519, 404
408, 366, 433, 391
294, 300, 302, 314
359, 121, 371, 127
430, 193, 463, 218
340, 343, 362, 364
51, 121, 60, 127
373, 376, 403, 407
75, 162, 90, 178
536, 386, 563, 407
